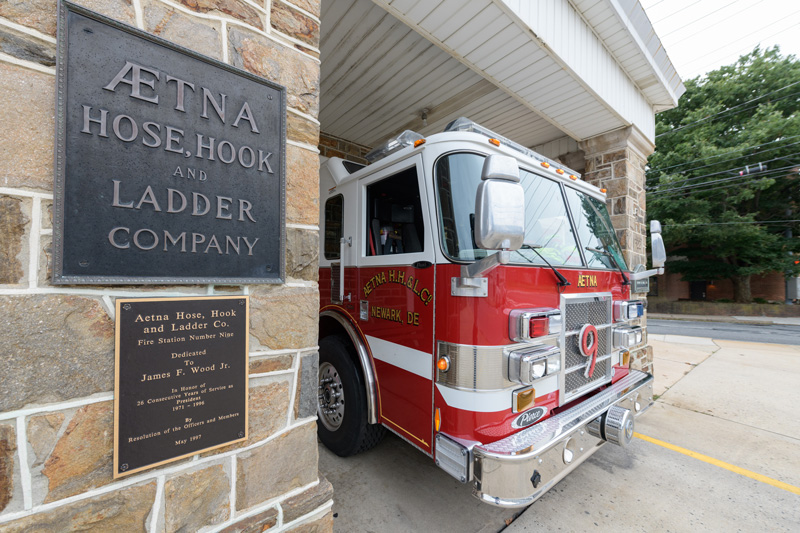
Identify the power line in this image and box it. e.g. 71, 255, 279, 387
663, 0, 763, 43
648, 154, 800, 193
665, 219, 800, 227
657, 87, 800, 140
652, 164, 799, 195
647, 134, 800, 174
652, 174, 796, 200
689, 23, 800, 77
680, 8, 800, 69
643, 0, 668, 11
650, 163, 799, 196
673, 168, 800, 199
653, 177, 784, 199
647, 140, 800, 182
661, 0, 742, 39
652, 0, 703, 25
648, 157, 800, 192
649, 162, 796, 193
656, 84, 800, 138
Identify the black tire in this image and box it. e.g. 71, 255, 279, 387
317, 336, 385, 456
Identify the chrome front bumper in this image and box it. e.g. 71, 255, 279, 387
471, 370, 654, 507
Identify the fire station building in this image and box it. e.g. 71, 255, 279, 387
0, 0, 682, 530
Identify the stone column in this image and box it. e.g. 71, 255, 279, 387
580, 126, 655, 373
0, 0, 331, 531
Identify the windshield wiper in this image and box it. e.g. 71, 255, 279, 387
583, 199, 630, 277
586, 246, 630, 285
521, 244, 570, 287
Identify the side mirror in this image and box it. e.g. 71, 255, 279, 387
650, 220, 666, 268
474, 155, 524, 250
650, 220, 662, 234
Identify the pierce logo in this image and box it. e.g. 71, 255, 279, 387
511, 406, 547, 429
579, 323, 599, 378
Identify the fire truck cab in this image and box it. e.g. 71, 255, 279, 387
317, 118, 663, 507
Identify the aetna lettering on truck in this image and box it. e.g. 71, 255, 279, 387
317, 118, 665, 507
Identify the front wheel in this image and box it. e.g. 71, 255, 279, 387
317, 336, 385, 456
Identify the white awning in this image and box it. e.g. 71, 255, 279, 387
320, 0, 683, 150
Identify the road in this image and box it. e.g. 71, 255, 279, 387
648, 318, 800, 345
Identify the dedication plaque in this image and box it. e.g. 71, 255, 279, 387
114, 296, 248, 477
54, 2, 285, 284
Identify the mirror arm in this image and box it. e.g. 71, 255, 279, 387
629, 267, 664, 280
461, 250, 510, 279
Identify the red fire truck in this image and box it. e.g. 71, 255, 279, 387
317, 118, 665, 507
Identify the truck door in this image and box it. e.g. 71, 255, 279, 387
357, 155, 436, 453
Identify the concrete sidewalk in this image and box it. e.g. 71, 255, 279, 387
649, 312, 800, 326
506, 336, 800, 532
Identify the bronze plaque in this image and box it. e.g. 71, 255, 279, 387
54, 1, 285, 284
114, 296, 248, 477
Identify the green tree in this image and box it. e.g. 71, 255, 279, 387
647, 47, 800, 303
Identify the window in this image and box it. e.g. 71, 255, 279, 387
563, 188, 628, 270
435, 153, 580, 266
518, 168, 582, 266
324, 195, 343, 260
436, 153, 482, 260
365, 167, 424, 256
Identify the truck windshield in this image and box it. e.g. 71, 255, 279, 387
563, 187, 628, 270
435, 152, 627, 270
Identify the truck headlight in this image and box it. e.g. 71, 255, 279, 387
613, 326, 643, 349
530, 359, 547, 380
506, 345, 560, 384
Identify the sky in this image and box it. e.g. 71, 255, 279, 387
641, 0, 800, 81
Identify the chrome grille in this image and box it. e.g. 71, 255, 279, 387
565, 358, 610, 393
564, 298, 609, 331
562, 294, 613, 402
564, 327, 610, 369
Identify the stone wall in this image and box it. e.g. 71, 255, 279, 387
579, 126, 655, 374
0, 0, 331, 531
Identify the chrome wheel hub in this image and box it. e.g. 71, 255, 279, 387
318, 362, 344, 430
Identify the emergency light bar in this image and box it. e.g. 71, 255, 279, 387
364, 130, 425, 163
445, 117, 581, 179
